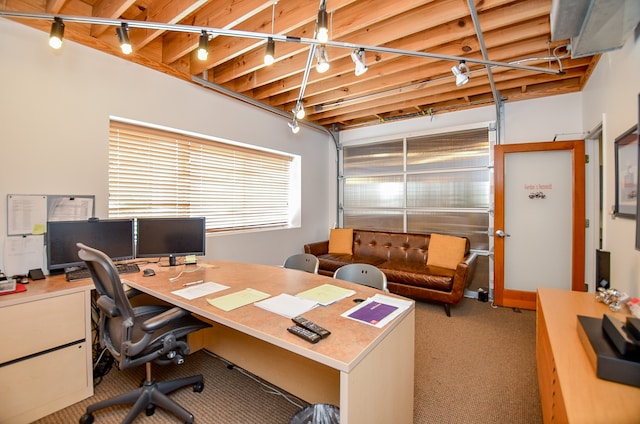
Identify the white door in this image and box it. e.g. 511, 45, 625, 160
494, 141, 585, 309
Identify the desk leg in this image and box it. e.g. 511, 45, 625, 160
340, 309, 415, 424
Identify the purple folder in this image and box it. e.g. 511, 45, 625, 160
348, 301, 398, 325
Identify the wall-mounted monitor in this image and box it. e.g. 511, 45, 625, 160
47, 219, 135, 270
136, 217, 206, 266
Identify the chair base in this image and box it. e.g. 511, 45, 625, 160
79, 374, 204, 424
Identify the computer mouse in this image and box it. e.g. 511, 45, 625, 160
143, 268, 156, 277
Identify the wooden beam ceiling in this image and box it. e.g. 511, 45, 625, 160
2, 0, 599, 130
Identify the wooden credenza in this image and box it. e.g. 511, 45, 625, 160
536, 287, 640, 424
0, 277, 94, 423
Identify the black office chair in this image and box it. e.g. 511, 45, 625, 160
76, 243, 211, 424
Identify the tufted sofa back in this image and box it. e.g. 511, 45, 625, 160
353, 230, 470, 266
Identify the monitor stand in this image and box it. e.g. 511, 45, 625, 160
168, 255, 177, 266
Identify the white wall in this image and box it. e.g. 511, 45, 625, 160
0, 18, 335, 272
582, 31, 640, 297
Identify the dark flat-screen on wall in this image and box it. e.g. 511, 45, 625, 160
47, 219, 135, 270
136, 217, 206, 266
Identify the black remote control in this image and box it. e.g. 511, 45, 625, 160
291, 315, 331, 338
287, 325, 321, 343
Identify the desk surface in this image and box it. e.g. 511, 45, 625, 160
537, 287, 640, 423
0, 274, 93, 307
121, 261, 415, 373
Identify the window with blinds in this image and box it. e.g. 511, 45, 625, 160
109, 120, 299, 233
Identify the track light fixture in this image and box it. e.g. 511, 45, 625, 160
264, 37, 275, 66
315, 46, 330, 73
316, 7, 329, 43
116, 23, 132, 55
288, 118, 300, 134
293, 102, 305, 120
451, 61, 470, 87
197, 31, 209, 61
351, 48, 368, 76
49, 17, 64, 49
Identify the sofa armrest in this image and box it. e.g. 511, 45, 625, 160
450, 252, 478, 302
304, 240, 329, 256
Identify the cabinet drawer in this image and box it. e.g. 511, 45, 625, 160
0, 341, 92, 424
0, 291, 86, 364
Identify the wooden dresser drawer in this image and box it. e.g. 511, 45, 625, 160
0, 341, 91, 424
0, 291, 86, 364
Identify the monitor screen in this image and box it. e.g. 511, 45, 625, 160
47, 219, 135, 270
136, 217, 206, 266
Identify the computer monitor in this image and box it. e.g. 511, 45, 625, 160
47, 218, 135, 271
136, 217, 206, 266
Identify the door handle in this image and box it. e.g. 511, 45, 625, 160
495, 230, 510, 238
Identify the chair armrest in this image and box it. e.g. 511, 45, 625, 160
96, 295, 120, 318
142, 307, 190, 332
304, 240, 329, 256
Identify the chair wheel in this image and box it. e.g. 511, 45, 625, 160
79, 413, 94, 424
193, 381, 204, 393
145, 404, 155, 416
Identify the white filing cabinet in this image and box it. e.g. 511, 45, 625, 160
0, 280, 93, 423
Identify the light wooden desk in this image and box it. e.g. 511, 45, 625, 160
122, 261, 415, 424
0, 276, 94, 424
536, 287, 640, 424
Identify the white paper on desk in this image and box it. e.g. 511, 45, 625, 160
171, 282, 229, 300
341, 294, 412, 328
254, 293, 318, 318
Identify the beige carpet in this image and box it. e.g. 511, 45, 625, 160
35, 298, 541, 423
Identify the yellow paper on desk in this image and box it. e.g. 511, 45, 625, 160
206, 288, 270, 311
296, 283, 355, 306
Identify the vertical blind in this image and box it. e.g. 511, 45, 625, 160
109, 121, 294, 232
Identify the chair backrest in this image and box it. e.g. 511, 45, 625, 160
283, 253, 319, 274
333, 263, 388, 291
76, 243, 148, 368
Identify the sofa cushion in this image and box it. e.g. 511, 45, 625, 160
328, 228, 354, 255
426, 234, 467, 270
380, 262, 455, 292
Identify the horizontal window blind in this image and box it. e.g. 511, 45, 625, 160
109, 121, 294, 232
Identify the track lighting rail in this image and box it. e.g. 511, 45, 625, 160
0, 10, 564, 76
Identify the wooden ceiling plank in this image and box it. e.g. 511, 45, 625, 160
248, 0, 552, 101
209, 0, 435, 88
314, 68, 582, 125
90, 0, 137, 37
129, 0, 209, 49
46, 0, 67, 14
163, 0, 277, 65
264, 16, 553, 108
191, 0, 362, 78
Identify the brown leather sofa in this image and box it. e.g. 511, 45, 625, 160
304, 229, 478, 316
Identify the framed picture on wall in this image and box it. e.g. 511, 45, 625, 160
614, 124, 638, 219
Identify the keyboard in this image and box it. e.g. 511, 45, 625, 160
66, 263, 141, 281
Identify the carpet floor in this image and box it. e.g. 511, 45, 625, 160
35, 297, 542, 423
